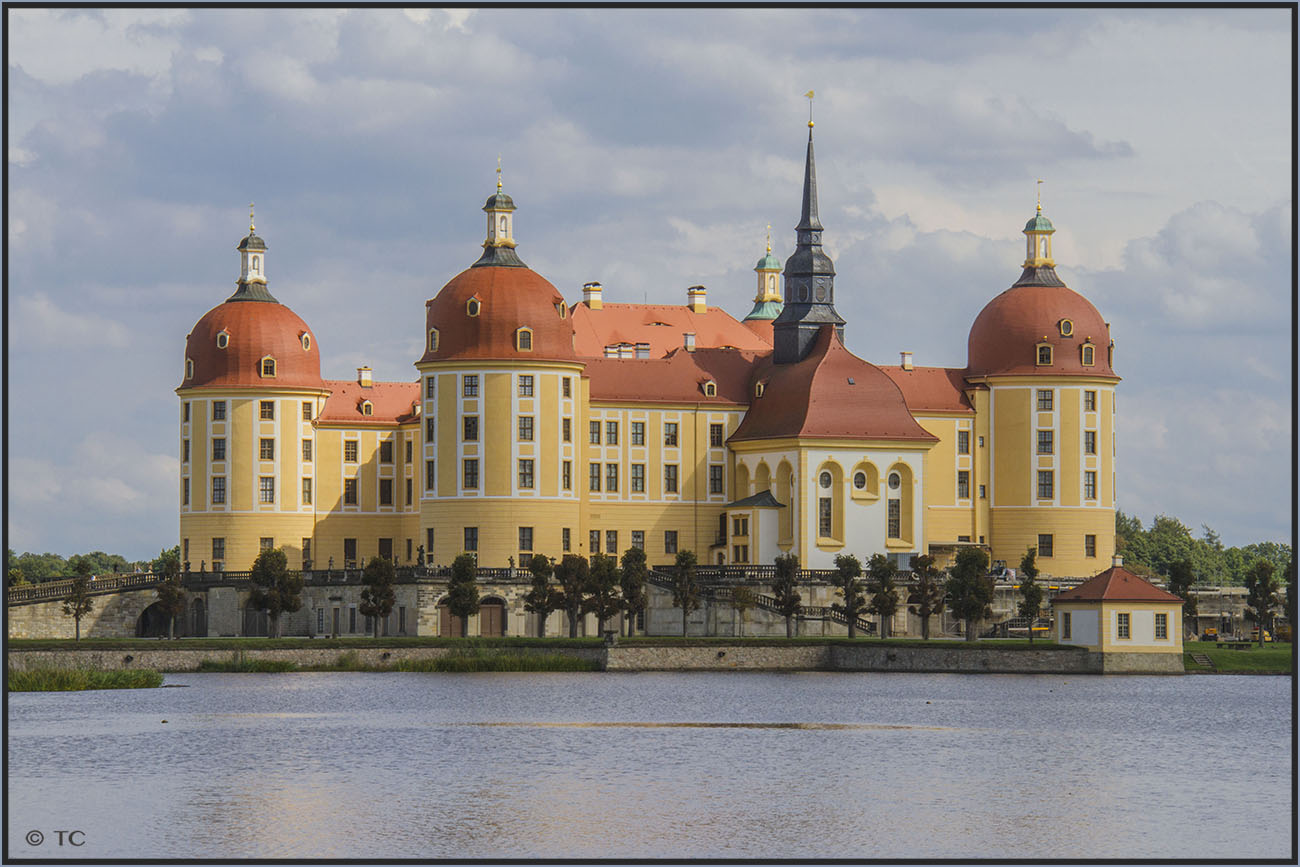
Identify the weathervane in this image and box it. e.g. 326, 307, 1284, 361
805, 90, 815, 128
1036, 179, 1044, 213
249, 202, 255, 233
496, 154, 503, 191
766, 223, 772, 254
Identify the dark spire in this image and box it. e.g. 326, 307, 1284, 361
772, 125, 844, 364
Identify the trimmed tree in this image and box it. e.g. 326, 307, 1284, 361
619, 547, 649, 637
907, 554, 945, 640
771, 552, 802, 638
360, 556, 397, 637
1017, 547, 1044, 644
946, 547, 992, 641
1244, 559, 1281, 647
523, 554, 559, 638
866, 553, 900, 640
61, 574, 95, 641
248, 548, 303, 638
555, 554, 590, 638
671, 550, 701, 636
585, 554, 624, 634
1166, 558, 1199, 636
730, 585, 756, 637
153, 549, 186, 640
830, 554, 867, 638
446, 553, 481, 637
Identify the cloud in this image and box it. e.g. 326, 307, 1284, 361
14, 294, 131, 348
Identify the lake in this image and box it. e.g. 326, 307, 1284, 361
6, 671, 1292, 860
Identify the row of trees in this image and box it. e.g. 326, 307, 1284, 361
1115, 512, 1291, 587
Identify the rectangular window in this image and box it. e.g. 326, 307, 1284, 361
664, 464, 679, 493
463, 459, 479, 488
1116, 612, 1131, 640
1038, 534, 1054, 558
709, 465, 723, 494
463, 375, 478, 397
260, 438, 275, 460
664, 422, 679, 447
379, 441, 393, 463
1037, 471, 1054, 499
1084, 390, 1097, 412
1084, 471, 1097, 500
183, 402, 191, 423
426, 418, 436, 442
562, 418, 571, 442
350, 608, 357, 633
399, 606, 407, 635
212, 400, 226, 421
302, 478, 312, 505
606, 463, 619, 492
957, 430, 970, 454
709, 423, 724, 447
212, 438, 226, 461
606, 530, 618, 554
182, 478, 190, 505
733, 517, 749, 536
302, 401, 313, 421
631, 421, 645, 445
562, 378, 572, 398
212, 477, 226, 505
733, 545, 749, 563
979, 484, 987, 499
631, 464, 645, 492
463, 416, 479, 442
464, 527, 478, 552
518, 459, 535, 489
631, 530, 645, 550
606, 421, 618, 445
664, 530, 678, 554
818, 497, 833, 537
426, 376, 436, 399
344, 478, 358, 505
260, 537, 274, 552
562, 528, 571, 552
212, 538, 225, 562
589, 421, 601, 444
259, 477, 275, 503
344, 441, 359, 462
887, 500, 901, 538
518, 375, 534, 397
518, 416, 534, 441
1155, 612, 1168, 640
405, 478, 412, 506
519, 526, 534, 552
1036, 390, 1054, 411
589, 463, 601, 491
379, 479, 393, 506
1037, 430, 1054, 455
957, 471, 970, 499
426, 528, 435, 561
426, 459, 436, 490
1062, 611, 1072, 640
260, 400, 275, 420
1085, 534, 1097, 558
1085, 431, 1097, 455
302, 439, 313, 461
183, 439, 190, 463
404, 440, 412, 463
562, 460, 572, 490
589, 530, 601, 554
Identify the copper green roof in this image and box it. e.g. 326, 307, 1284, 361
483, 191, 516, 212
1024, 213, 1055, 233
744, 299, 784, 321
755, 251, 781, 271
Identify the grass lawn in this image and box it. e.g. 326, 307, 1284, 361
1185, 642, 1293, 674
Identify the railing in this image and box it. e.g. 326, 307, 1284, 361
7, 571, 168, 603
644, 570, 877, 635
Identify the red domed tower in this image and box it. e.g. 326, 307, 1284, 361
177, 211, 328, 573
965, 204, 1120, 578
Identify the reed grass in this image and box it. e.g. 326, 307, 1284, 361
8, 667, 164, 691
196, 653, 298, 672
393, 649, 598, 672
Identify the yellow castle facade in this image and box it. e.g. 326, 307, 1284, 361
177, 131, 1118, 579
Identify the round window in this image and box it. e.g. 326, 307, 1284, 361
853, 471, 866, 489
467, 299, 481, 317
819, 471, 832, 489
888, 472, 901, 490
1059, 318, 1074, 337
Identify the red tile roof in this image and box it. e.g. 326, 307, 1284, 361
1053, 566, 1182, 603
730, 326, 938, 444
570, 302, 772, 358
183, 300, 322, 390
585, 347, 762, 405
879, 365, 974, 413
318, 379, 420, 426
967, 282, 1119, 379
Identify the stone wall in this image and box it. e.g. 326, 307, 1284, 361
828, 642, 1102, 674
6, 589, 161, 639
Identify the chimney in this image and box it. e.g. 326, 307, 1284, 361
583, 281, 603, 310
683, 332, 696, 352
357, 366, 373, 388
900, 351, 914, 371
687, 285, 707, 314
635, 342, 650, 359
1112, 554, 1124, 568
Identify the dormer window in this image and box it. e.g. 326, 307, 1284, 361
516, 327, 533, 351
1081, 342, 1096, 366
1059, 319, 1073, 337
260, 356, 277, 378
467, 298, 482, 317
185, 358, 194, 380
361, 401, 373, 416
428, 328, 440, 352
300, 332, 311, 351
1036, 343, 1053, 366
555, 303, 567, 319
703, 380, 717, 397
754, 381, 766, 398
216, 330, 229, 349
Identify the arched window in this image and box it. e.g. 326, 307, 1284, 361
499, 216, 507, 233
516, 328, 533, 351
361, 401, 373, 416
703, 381, 717, 397
260, 357, 277, 378
428, 328, 440, 352
216, 331, 229, 349
754, 381, 765, 398
768, 275, 776, 291
251, 255, 260, 273
1040, 238, 1048, 257
185, 358, 194, 379
1036, 343, 1053, 366
1081, 343, 1095, 366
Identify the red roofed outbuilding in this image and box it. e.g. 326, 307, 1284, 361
1052, 556, 1184, 671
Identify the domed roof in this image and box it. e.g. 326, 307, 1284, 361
182, 300, 322, 390
967, 280, 1116, 378
755, 251, 782, 271
237, 232, 266, 252
419, 265, 577, 363
1024, 213, 1054, 233
484, 191, 515, 212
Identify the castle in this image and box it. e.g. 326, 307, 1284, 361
177, 124, 1118, 588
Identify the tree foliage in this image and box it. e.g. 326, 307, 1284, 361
671, 550, 701, 636
584, 553, 624, 633
866, 554, 900, 640
907, 554, 945, 640
1243, 559, 1282, 647
446, 553, 481, 635
151, 546, 181, 579
1165, 558, 1199, 627
730, 585, 756, 637
1116, 511, 1291, 587
771, 552, 802, 638
248, 548, 303, 638
618, 547, 649, 636
946, 547, 992, 641
360, 556, 397, 636
1017, 547, 1044, 643
153, 571, 187, 639
554, 554, 590, 638
829, 554, 867, 638
61, 575, 95, 640
523, 554, 559, 637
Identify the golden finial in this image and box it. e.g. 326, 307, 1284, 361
1036, 179, 1044, 213
496, 154, 503, 192
766, 224, 772, 254
249, 202, 255, 233
804, 90, 815, 128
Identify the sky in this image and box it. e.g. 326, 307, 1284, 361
5, 7, 1293, 561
